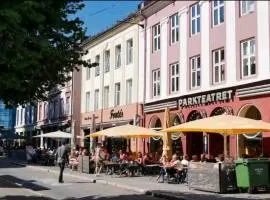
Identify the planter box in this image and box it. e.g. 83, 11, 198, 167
188, 162, 237, 193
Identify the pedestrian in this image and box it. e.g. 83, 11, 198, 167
56, 139, 68, 183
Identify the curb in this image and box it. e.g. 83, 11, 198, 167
11, 161, 96, 183
11, 161, 186, 200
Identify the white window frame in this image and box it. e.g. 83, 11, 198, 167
94, 89, 99, 111
85, 92, 90, 112
104, 86, 109, 109
170, 14, 179, 44
213, 48, 225, 84
212, 0, 224, 26
126, 79, 132, 104
190, 56, 201, 89
126, 39, 133, 65
95, 55, 100, 77
115, 45, 121, 69
104, 50, 110, 73
240, 1, 255, 16
115, 83, 121, 106
43, 102, 47, 119
241, 38, 256, 78
152, 69, 161, 97
86, 59, 91, 80
170, 63, 180, 93
191, 3, 201, 35
153, 24, 161, 51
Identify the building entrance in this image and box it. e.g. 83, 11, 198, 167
238, 105, 262, 158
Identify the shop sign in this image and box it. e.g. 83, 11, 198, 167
110, 109, 123, 119
179, 90, 233, 107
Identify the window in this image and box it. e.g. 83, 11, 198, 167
153, 24, 161, 51
213, 49, 225, 83
241, 38, 256, 77
115, 83, 121, 106
85, 92, 90, 112
241, 1, 255, 16
170, 14, 179, 44
190, 56, 201, 88
43, 102, 47, 119
16, 109, 19, 125
126, 39, 133, 64
39, 104, 42, 120
152, 69, 161, 97
95, 55, 100, 76
104, 86, 109, 109
60, 98, 64, 117
115, 45, 121, 68
126, 79, 132, 104
104, 50, 110, 72
170, 63, 179, 93
191, 3, 200, 35
54, 100, 59, 118
212, 1, 224, 26
94, 89, 99, 111
86, 59, 91, 80
65, 96, 70, 115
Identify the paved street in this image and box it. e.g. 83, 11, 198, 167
1, 157, 270, 200
0, 157, 160, 200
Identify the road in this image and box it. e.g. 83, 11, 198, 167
0, 157, 161, 200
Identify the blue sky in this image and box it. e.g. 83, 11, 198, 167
76, 1, 142, 36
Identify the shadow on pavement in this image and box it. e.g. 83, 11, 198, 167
0, 175, 50, 191
0, 193, 265, 200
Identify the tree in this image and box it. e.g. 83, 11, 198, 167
0, 0, 93, 107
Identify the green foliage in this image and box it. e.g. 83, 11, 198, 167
0, 0, 91, 107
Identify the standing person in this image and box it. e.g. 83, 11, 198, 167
55, 139, 68, 183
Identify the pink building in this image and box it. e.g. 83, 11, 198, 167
140, 1, 270, 158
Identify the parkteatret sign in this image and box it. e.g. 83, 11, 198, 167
179, 90, 233, 107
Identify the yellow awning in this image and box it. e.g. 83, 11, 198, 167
86, 124, 163, 138
162, 114, 270, 135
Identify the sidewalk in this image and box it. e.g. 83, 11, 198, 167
10, 159, 270, 200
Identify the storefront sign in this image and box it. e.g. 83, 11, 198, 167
179, 90, 233, 107
110, 109, 123, 119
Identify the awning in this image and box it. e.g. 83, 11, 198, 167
33, 131, 71, 139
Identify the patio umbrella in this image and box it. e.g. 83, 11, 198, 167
86, 124, 163, 138
162, 114, 270, 157
33, 131, 72, 139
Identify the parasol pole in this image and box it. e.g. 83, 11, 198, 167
223, 133, 228, 159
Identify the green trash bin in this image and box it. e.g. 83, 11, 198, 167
235, 158, 270, 193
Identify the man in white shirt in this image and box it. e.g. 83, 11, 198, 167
181, 155, 189, 166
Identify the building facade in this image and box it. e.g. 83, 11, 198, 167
0, 101, 16, 138
79, 13, 145, 153
14, 104, 37, 146
140, 0, 270, 158
35, 81, 72, 149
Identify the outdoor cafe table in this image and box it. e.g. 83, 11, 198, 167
104, 161, 141, 176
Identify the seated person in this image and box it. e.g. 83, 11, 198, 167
181, 155, 189, 167
69, 150, 79, 170
191, 155, 199, 162
136, 152, 143, 165
200, 153, 207, 163
142, 153, 152, 165
82, 148, 89, 156
119, 150, 128, 163
206, 154, 216, 163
